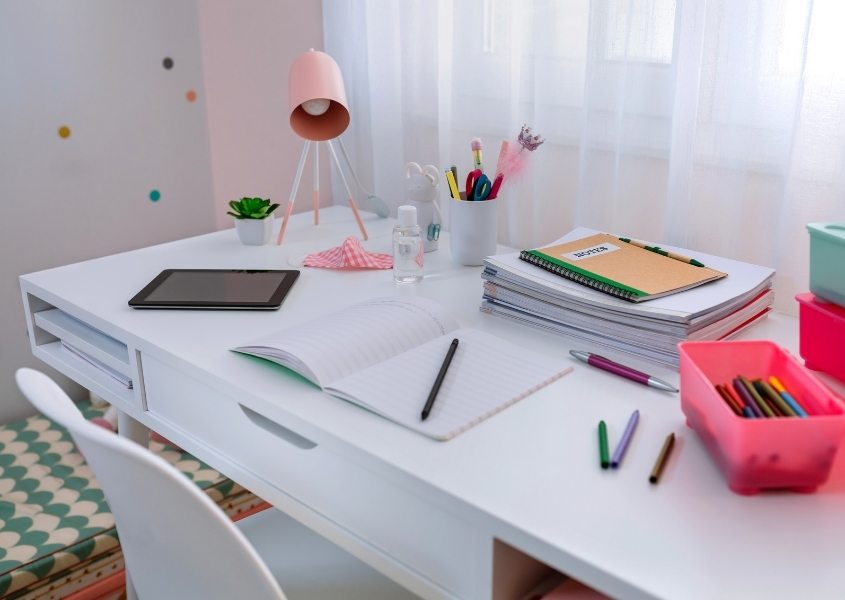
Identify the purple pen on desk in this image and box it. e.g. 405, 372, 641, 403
610, 410, 639, 468
569, 351, 678, 393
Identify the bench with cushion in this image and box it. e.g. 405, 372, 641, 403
0, 400, 265, 599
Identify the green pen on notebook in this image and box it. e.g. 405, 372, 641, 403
618, 237, 707, 268
598, 420, 610, 469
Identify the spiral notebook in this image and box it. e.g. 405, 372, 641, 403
520, 233, 726, 302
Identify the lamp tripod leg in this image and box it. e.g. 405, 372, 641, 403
327, 139, 368, 240
277, 140, 311, 245
313, 142, 320, 225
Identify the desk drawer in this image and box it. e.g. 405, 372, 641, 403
141, 354, 483, 599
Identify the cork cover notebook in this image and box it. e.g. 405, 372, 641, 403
519, 233, 726, 302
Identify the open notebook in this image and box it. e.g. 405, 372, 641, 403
233, 297, 572, 441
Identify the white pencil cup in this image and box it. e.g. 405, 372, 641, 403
449, 198, 498, 266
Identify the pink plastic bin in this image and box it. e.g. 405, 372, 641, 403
679, 340, 845, 495
797, 292, 845, 383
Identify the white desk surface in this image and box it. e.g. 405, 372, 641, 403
20, 207, 845, 599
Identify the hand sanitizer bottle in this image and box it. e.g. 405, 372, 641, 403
393, 205, 424, 283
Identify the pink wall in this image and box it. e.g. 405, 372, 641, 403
198, 0, 331, 230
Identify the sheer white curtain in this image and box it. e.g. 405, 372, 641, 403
325, 0, 845, 312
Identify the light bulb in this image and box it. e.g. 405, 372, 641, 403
301, 98, 330, 116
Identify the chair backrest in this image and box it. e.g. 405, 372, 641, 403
15, 368, 285, 600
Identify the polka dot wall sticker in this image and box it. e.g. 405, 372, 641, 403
149, 190, 161, 202
185, 89, 197, 103
162, 57, 173, 70
57, 126, 71, 139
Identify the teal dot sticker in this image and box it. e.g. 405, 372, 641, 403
149, 189, 161, 202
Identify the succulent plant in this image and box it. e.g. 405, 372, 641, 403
227, 197, 280, 220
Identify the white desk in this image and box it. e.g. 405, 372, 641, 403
20, 207, 845, 600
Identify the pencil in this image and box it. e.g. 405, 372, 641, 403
732, 378, 764, 418
769, 376, 809, 417
649, 433, 675, 484
598, 420, 609, 469
738, 375, 775, 418
715, 384, 743, 415
754, 379, 795, 417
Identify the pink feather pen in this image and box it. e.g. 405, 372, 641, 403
492, 124, 545, 192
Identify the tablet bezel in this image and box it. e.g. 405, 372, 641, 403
128, 269, 300, 310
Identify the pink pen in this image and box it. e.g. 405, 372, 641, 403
570, 350, 678, 393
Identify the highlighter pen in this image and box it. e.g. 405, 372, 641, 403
445, 170, 460, 200
570, 351, 678, 393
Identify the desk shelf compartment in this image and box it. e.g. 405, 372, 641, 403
140, 352, 486, 600
27, 302, 134, 406
493, 540, 610, 600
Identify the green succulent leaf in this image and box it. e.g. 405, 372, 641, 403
227, 197, 275, 219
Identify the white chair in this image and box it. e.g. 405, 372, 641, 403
15, 368, 419, 600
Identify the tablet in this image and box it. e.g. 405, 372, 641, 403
128, 269, 299, 310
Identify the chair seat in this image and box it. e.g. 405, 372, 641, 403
237, 508, 420, 600
0, 400, 265, 599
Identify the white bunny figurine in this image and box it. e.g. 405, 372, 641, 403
404, 162, 441, 252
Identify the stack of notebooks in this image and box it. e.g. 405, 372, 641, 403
481, 228, 775, 367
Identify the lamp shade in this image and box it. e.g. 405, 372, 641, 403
288, 49, 350, 141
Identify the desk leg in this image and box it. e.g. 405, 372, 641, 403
125, 570, 139, 600
117, 409, 150, 446
116, 410, 146, 600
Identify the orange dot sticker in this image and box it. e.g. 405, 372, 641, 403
185, 90, 197, 103
58, 125, 71, 138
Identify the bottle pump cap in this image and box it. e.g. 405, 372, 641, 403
397, 205, 417, 227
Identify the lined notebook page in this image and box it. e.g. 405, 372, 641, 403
234, 297, 458, 386
327, 328, 573, 441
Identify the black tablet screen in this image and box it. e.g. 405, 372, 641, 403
129, 269, 299, 309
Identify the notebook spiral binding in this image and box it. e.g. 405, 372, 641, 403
518, 251, 637, 302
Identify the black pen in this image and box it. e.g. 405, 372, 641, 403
421, 338, 459, 421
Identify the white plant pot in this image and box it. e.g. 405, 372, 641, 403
235, 217, 274, 245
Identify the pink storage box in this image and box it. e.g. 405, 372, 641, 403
678, 340, 845, 495
796, 292, 845, 383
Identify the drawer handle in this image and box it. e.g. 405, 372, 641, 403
240, 405, 317, 450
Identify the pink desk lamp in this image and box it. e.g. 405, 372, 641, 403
277, 49, 368, 245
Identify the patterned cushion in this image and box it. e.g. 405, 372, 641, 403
0, 401, 264, 599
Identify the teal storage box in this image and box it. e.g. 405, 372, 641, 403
808, 223, 845, 305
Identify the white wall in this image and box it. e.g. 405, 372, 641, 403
0, 0, 216, 421
198, 0, 328, 230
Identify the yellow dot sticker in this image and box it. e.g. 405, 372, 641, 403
58, 125, 71, 138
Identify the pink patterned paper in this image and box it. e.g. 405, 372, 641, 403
303, 236, 393, 269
